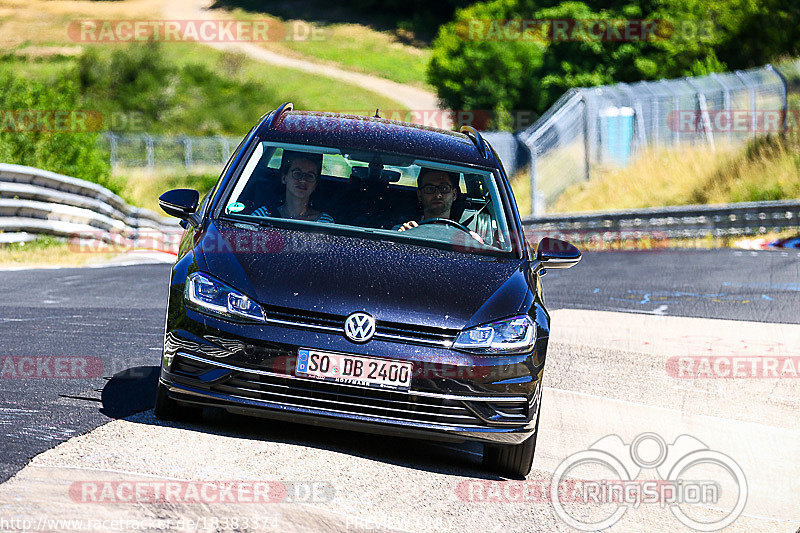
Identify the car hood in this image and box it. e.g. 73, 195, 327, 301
198, 220, 528, 330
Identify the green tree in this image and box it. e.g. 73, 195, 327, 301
427, 0, 771, 128
0, 75, 114, 191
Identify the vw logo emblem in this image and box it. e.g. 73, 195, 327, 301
344, 312, 376, 343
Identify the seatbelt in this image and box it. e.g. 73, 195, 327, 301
460, 199, 490, 229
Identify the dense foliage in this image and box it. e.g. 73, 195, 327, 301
0, 75, 115, 192
77, 42, 274, 135
0, 42, 280, 193
429, 0, 800, 128
210, 0, 472, 40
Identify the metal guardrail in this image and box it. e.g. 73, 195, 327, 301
0, 163, 180, 247
2, 163, 797, 250
521, 200, 800, 242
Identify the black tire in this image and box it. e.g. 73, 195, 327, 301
154, 382, 201, 421
483, 412, 540, 479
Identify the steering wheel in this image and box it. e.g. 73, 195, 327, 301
418, 217, 473, 234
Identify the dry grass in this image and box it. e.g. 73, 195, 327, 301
551, 144, 738, 212
195, 8, 432, 88
117, 166, 220, 213
513, 134, 800, 217
550, 136, 800, 213
510, 169, 532, 217
0, 0, 164, 48
695, 134, 800, 204
0, 0, 431, 88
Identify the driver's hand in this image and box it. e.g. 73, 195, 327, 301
469, 230, 485, 244
398, 221, 418, 232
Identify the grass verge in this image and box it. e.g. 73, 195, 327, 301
225, 9, 431, 89
117, 167, 220, 213
0, 236, 118, 268
551, 134, 800, 213
0, 0, 430, 93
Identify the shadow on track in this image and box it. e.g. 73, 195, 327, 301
101, 365, 498, 480
100, 366, 160, 419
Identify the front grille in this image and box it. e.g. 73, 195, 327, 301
215, 374, 479, 426
260, 304, 458, 347
171, 353, 529, 429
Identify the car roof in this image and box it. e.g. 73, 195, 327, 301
254, 111, 500, 169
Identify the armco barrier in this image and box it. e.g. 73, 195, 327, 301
0, 163, 181, 248
3, 163, 797, 251
522, 200, 800, 245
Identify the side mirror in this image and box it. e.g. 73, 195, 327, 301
159, 189, 199, 226
536, 237, 581, 269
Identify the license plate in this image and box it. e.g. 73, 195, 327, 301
296, 348, 412, 390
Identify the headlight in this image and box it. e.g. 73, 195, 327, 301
453, 315, 536, 354
184, 272, 265, 322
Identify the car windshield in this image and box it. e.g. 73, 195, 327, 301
218, 141, 515, 255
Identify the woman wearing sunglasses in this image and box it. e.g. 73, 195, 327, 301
252, 151, 334, 223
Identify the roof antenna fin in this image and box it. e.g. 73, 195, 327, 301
373, 109, 381, 118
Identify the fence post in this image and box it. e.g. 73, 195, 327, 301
528, 142, 538, 217
735, 70, 757, 137
145, 134, 155, 173
617, 83, 646, 154
765, 64, 789, 133
578, 90, 591, 182
710, 73, 732, 143
659, 80, 681, 144
685, 78, 715, 149
108, 133, 118, 172
182, 135, 193, 171
218, 136, 231, 162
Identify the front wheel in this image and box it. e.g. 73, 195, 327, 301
154, 382, 201, 421
483, 412, 540, 479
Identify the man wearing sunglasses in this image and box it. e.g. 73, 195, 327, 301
397, 168, 460, 231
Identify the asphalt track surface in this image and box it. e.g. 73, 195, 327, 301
0, 248, 798, 531
543, 248, 800, 323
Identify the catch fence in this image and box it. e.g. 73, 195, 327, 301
100, 133, 242, 172
519, 60, 800, 215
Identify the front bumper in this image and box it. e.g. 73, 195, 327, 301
160, 295, 546, 445
161, 351, 541, 445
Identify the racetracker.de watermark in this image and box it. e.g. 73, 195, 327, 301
667, 356, 800, 378
269, 355, 492, 380
68, 230, 182, 255
279, 109, 537, 131
667, 109, 800, 133
70, 480, 334, 504
0, 515, 281, 531
68, 20, 327, 43
455, 18, 714, 42
0, 110, 103, 133
0, 356, 103, 379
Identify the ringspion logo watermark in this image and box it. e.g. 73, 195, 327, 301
68, 20, 327, 43
459, 433, 747, 531
549, 433, 747, 530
